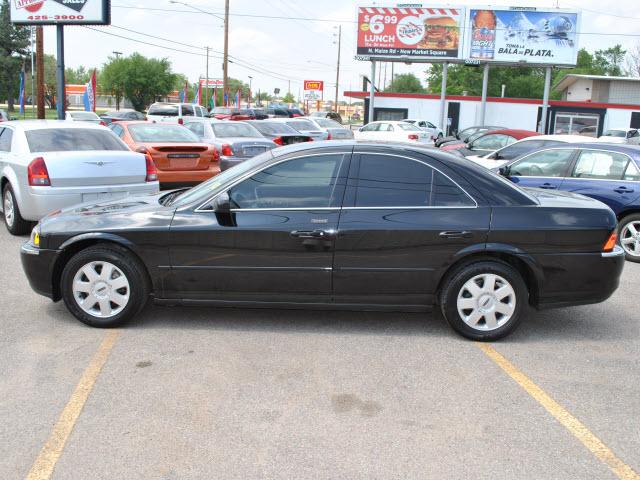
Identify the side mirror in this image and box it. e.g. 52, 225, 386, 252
212, 192, 231, 213
358, 126, 364, 132
498, 166, 511, 177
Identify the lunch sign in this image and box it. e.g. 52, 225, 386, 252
11, 0, 111, 25
356, 4, 580, 66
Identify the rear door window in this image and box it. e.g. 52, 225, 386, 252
572, 150, 630, 180
181, 105, 195, 117
0, 128, 12, 152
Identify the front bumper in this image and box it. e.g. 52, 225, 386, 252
20, 243, 61, 300
534, 246, 625, 309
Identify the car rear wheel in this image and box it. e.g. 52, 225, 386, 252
440, 261, 527, 341
3, 184, 31, 235
61, 245, 150, 328
618, 214, 640, 262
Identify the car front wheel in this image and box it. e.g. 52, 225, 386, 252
440, 261, 528, 341
61, 245, 150, 328
618, 214, 640, 262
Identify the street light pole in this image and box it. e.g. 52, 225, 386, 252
334, 25, 341, 113
112, 51, 123, 110
223, 0, 230, 98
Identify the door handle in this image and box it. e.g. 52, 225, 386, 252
539, 183, 557, 189
614, 186, 634, 193
290, 229, 335, 239
439, 230, 473, 239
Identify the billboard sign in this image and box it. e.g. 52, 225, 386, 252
357, 5, 463, 60
464, 7, 580, 66
304, 80, 323, 101
11, 0, 111, 25
200, 79, 224, 88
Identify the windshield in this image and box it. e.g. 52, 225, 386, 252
212, 122, 262, 138
129, 124, 200, 143
285, 120, 317, 131
397, 123, 421, 131
70, 112, 99, 120
170, 150, 274, 207
314, 118, 341, 128
148, 104, 179, 116
26, 128, 128, 152
250, 122, 298, 135
602, 130, 626, 138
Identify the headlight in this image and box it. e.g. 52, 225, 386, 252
30, 226, 40, 248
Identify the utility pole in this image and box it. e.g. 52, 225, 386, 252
205, 46, 210, 110
36, 27, 44, 119
112, 51, 123, 110
334, 25, 341, 113
223, 0, 229, 96
30, 27, 35, 117
248, 75, 252, 108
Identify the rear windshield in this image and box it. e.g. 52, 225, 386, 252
26, 128, 128, 152
148, 104, 179, 116
285, 120, 316, 131
69, 112, 99, 120
212, 107, 232, 115
250, 122, 298, 135
314, 118, 341, 128
212, 123, 261, 138
602, 130, 626, 138
128, 124, 200, 143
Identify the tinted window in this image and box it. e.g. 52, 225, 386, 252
181, 105, 195, 117
128, 124, 200, 143
212, 123, 261, 138
229, 154, 343, 209
572, 150, 630, 180
432, 172, 475, 207
624, 161, 640, 181
473, 134, 513, 150
0, 128, 12, 152
148, 104, 179, 116
510, 149, 574, 177
185, 122, 205, 138
494, 140, 549, 160
26, 128, 128, 152
250, 122, 298, 135
355, 155, 433, 208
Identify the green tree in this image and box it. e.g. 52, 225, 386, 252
593, 45, 627, 76
101, 53, 176, 111
386, 73, 425, 93
282, 92, 296, 104
253, 91, 272, 104
65, 66, 92, 84
0, 0, 31, 111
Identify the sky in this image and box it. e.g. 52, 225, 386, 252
39, 0, 640, 100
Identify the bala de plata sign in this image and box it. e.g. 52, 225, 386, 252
11, 0, 111, 25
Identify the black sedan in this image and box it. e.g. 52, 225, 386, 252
21, 141, 624, 340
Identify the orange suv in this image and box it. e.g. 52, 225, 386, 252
109, 121, 220, 188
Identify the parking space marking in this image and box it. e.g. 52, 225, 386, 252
477, 343, 639, 480
25, 331, 120, 480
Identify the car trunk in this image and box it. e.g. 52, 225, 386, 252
328, 128, 353, 140
224, 138, 275, 158
41, 151, 147, 187
143, 143, 212, 171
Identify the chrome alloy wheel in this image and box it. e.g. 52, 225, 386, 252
3, 189, 15, 227
457, 274, 516, 331
620, 221, 640, 258
72, 261, 130, 318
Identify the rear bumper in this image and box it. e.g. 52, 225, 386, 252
20, 243, 61, 300
19, 183, 159, 221
533, 246, 625, 309
157, 164, 221, 186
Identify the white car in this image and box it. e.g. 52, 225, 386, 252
0, 121, 159, 235
354, 121, 430, 143
402, 119, 443, 141
65, 111, 104, 125
467, 135, 599, 169
304, 117, 354, 140
597, 128, 640, 145
147, 102, 209, 125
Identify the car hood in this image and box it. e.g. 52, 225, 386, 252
39, 191, 175, 239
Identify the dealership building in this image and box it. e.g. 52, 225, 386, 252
347, 74, 640, 136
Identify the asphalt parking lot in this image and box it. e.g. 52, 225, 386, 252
1, 227, 638, 480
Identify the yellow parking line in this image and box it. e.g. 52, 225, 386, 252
477, 343, 639, 480
25, 331, 120, 480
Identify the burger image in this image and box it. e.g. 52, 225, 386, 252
419, 16, 459, 49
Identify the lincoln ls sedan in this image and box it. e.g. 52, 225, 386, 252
21, 141, 624, 340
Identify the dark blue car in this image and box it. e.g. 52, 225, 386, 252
498, 143, 640, 262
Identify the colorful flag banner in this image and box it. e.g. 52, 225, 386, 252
83, 69, 97, 112
18, 71, 25, 115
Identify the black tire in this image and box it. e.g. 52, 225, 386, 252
618, 214, 640, 263
3, 184, 31, 235
440, 260, 528, 341
60, 244, 150, 328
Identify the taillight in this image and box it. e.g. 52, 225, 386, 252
603, 231, 618, 253
144, 153, 158, 182
273, 137, 284, 146
100, 120, 106, 126
327, 133, 332, 140
408, 134, 419, 140
221, 144, 234, 156
28, 157, 51, 186
178, 118, 184, 125
212, 148, 220, 162
305, 137, 313, 142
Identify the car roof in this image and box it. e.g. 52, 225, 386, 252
3, 120, 107, 131
524, 142, 640, 156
